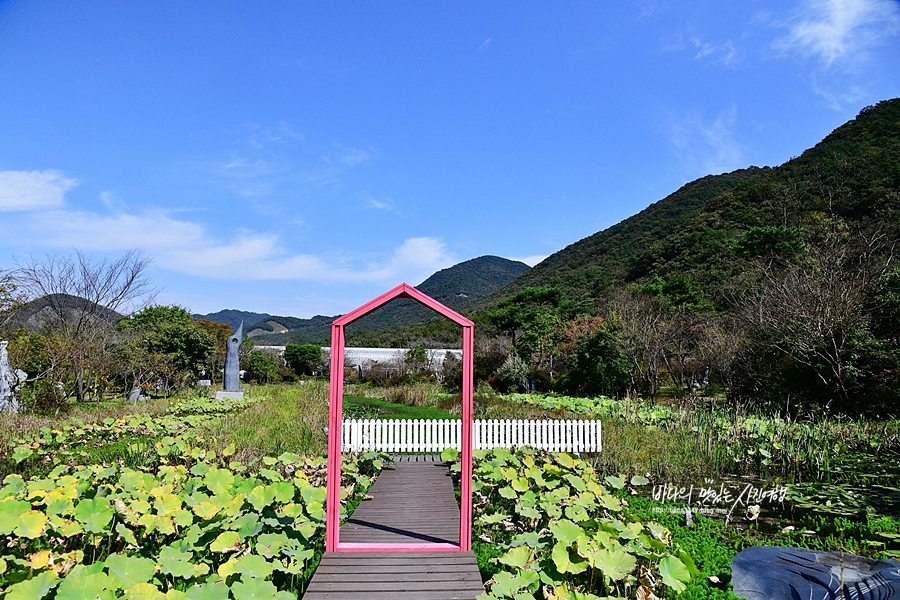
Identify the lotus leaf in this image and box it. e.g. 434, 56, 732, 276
16, 509, 48, 538
556, 453, 577, 468
210, 531, 241, 552
511, 477, 530, 493
479, 512, 508, 525
185, 582, 229, 600
604, 476, 625, 490
271, 481, 294, 503
564, 475, 586, 492
306, 501, 325, 521
11, 445, 34, 463
157, 546, 200, 579
5, 570, 59, 600
120, 471, 155, 493
659, 555, 691, 592
278, 503, 304, 518
131, 499, 152, 515
0, 499, 33, 534
64, 520, 85, 537
490, 570, 540, 597
564, 505, 589, 523
551, 541, 588, 575
204, 468, 235, 496
28, 549, 52, 568
231, 512, 263, 539
231, 578, 278, 600
173, 509, 194, 527
73, 497, 114, 534
516, 504, 541, 520
539, 501, 562, 519
55, 571, 111, 600
105, 553, 157, 587
123, 582, 164, 600
255, 532, 289, 558
248, 485, 277, 511
299, 484, 326, 506
497, 545, 533, 569
235, 554, 274, 579
153, 494, 182, 516
295, 521, 319, 540
550, 519, 584, 544
509, 532, 544, 548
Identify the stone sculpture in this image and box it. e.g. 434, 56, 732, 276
732, 546, 900, 600
0, 341, 25, 413
216, 322, 244, 400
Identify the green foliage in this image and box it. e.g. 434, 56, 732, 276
554, 324, 631, 398
342, 395, 455, 420
466, 448, 690, 599
118, 305, 217, 390
734, 226, 806, 257
0, 392, 384, 599
282, 343, 321, 376
492, 355, 528, 393
242, 351, 280, 384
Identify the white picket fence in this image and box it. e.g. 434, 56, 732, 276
341, 419, 602, 453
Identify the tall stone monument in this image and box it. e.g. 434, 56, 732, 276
0, 341, 25, 413
216, 322, 244, 400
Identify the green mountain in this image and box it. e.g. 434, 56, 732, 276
475, 98, 900, 311
191, 309, 271, 333
240, 255, 530, 345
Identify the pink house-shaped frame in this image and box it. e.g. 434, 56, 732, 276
325, 283, 474, 552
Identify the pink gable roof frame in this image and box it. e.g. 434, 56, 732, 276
325, 283, 474, 553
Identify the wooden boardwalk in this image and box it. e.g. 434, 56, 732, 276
304, 455, 484, 599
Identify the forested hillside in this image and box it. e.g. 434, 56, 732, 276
480, 99, 900, 311
464, 98, 900, 415
246, 255, 529, 345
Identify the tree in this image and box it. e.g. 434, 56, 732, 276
554, 319, 631, 398
244, 350, 280, 384
283, 343, 322, 376
738, 219, 893, 403
486, 287, 566, 382
117, 305, 216, 395
10, 250, 156, 403
605, 290, 674, 398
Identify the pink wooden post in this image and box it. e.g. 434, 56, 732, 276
325, 283, 474, 552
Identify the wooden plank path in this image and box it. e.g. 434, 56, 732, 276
304, 455, 484, 599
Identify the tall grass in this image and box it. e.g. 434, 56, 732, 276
0, 395, 174, 463
201, 383, 330, 464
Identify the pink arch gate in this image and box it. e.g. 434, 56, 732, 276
325, 283, 474, 552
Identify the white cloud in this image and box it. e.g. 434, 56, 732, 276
668, 106, 745, 177
510, 255, 548, 267
325, 144, 371, 166
479, 37, 492, 50
2, 200, 454, 285
0, 170, 78, 211
365, 196, 396, 211
692, 38, 736, 65
773, 0, 900, 67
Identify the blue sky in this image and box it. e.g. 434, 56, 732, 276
0, 0, 898, 318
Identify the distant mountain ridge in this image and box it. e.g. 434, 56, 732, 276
191, 309, 271, 333
4, 293, 124, 332
474, 98, 900, 312
196, 255, 530, 344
